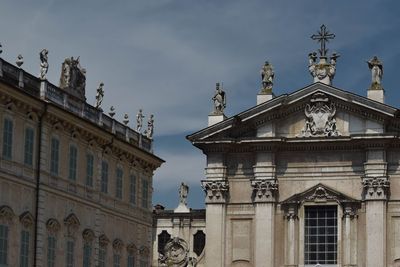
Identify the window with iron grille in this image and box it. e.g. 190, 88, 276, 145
2, 118, 13, 159
24, 127, 34, 166
116, 168, 123, 199
47, 235, 56, 267
0, 224, 8, 265
304, 206, 337, 266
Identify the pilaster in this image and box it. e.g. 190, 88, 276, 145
284, 205, 298, 267
342, 204, 358, 267
362, 148, 388, 267
201, 179, 229, 267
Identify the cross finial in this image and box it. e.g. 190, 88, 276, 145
311, 24, 335, 58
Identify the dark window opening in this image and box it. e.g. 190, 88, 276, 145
157, 231, 171, 254
193, 230, 206, 257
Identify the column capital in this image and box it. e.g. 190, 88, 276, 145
251, 179, 278, 203
201, 179, 229, 204
361, 176, 390, 200
283, 205, 298, 221
342, 203, 359, 219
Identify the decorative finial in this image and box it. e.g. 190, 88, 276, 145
16, 54, 24, 67
123, 114, 129, 125
311, 24, 335, 58
39, 49, 49, 80
212, 82, 226, 115
0, 43, 3, 55
95, 82, 104, 110
260, 61, 274, 93
136, 109, 144, 132
308, 25, 339, 85
367, 56, 383, 89
146, 114, 154, 139
109, 106, 115, 118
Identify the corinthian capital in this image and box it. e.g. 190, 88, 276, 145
201, 179, 229, 204
251, 179, 278, 203
362, 176, 390, 200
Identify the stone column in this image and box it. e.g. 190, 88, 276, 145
362, 149, 389, 267
342, 204, 358, 267
201, 179, 229, 267
251, 179, 278, 267
283, 205, 298, 267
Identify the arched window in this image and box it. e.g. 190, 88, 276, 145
193, 230, 206, 256
157, 230, 171, 254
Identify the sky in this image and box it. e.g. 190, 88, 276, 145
1, 0, 400, 209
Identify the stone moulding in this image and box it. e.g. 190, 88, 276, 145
201, 179, 229, 203
250, 179, 278, 202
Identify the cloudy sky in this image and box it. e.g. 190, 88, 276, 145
1, 0, 400, 209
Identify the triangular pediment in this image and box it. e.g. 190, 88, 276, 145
281, 183, 359, 205
187, 83, 398, 143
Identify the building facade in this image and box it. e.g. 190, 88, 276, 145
184, 28, 399, 267
0, 53, 163, 267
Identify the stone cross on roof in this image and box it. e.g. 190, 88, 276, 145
311, 24, 335, 58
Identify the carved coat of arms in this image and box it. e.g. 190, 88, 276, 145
300, 92, 340, 137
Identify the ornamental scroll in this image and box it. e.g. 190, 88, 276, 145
299, 92, 340, 137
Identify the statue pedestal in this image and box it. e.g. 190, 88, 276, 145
257, 93, 273, 105
367, 84, 384, 103
208, 113, 226, 126
174, 203, 190, 213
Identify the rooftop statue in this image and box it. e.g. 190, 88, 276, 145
308, 25, 339, 85
95, 82, 104, 110
179, 182, 189, 206
367, 56, 383, 88
39, 49, 49, 80
260, 61, 274, 93
146, 114, 154, 139
136, 109, 144, 132
59, 56, 86, 100
212, 82, 226, 115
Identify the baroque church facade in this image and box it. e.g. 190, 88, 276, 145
0, 47, 163, 266
154, 26, 400, 267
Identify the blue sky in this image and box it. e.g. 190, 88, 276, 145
1, 0, 400, 209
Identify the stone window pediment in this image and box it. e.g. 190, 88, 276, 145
0, 205, 15, 223
46, 218, 61, 234
281, 183, 360, 207
19, 211, 34, 228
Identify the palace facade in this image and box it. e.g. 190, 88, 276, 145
0, 52, 163, 267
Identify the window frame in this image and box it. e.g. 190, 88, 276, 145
24, 127, 35, 166
129, 174, 137, 205
101, 160, 109, 193
50, 137, 60, 176
19, 230, 30, 267
0, 224, 9, 265
2, 117, 13, 160
68, 145, 78, 181
47, 234, 56, 267
86, 153, 94, 187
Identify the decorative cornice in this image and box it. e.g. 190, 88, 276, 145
201, 179, 229, 204
250, 179, 278, 203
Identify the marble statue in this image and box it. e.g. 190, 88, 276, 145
95, 82, 104, 109
39, 49, 49, 80
147, 114, 154, 139
212, 83, 226, 114
367, 56, 383, 85
179, 182, 189, 205
59, 56, 86, 99
136, 109, 144, 132
260, 61, 274, 92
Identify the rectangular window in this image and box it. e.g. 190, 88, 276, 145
68, 146, 78, 181
86, 154, 94, 187
304, 206, 337, 265
101, 161, 108, 193
50, 138, 59, 175
19, 230, 29, 267
47, 235, 56, 267
0, 224, 8, 265
142, 178, 149, 208
66, 240, 74, 267
127, 254, 135, 267
99, 246, 106, 267
116, 168, 123, 199
130, 175, 136, 205
24, 128, 34, 166
2, 118, 13, 159
83, 243, 92, 267
139, 258, 148, 267
113, 254, 121, 267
